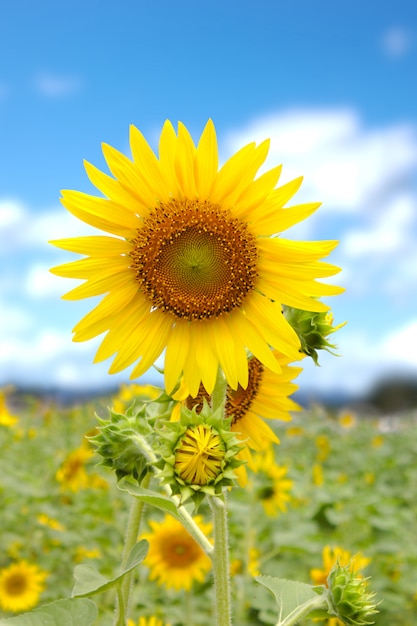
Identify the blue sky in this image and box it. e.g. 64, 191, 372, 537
1, 0, 417, 397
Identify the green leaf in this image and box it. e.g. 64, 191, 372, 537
117, 478, 181, 519
0, 598, 97, 626
72, 540, 148, 598
256, 576, 327, 626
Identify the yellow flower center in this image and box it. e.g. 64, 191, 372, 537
130, 199, 258, 321
4, 573, 28, 596
162, 534, 202, 567
174, 424, 225, 485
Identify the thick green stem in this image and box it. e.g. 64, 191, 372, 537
209, 494, 232, 626
114, 473, 150, 626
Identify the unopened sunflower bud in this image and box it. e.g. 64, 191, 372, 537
283, 306, 346, 365
89, 407, 154, 482
327, 562, 378, 626
155, 401, 243, 507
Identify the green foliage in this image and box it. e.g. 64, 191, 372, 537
72, 541, 148, 597
0, 598, 97, 625
1, 395, 417, 624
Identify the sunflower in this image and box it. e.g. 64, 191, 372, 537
141, 514, 212, 591
127, 617, 171, 626
310, 546, 371, 587
0, 387, 18, 427
251, 446, 293, 516
0, 561, 48, 613
50, 120, 343, 396
112, 383, 161, 413
174, 352, 302, 471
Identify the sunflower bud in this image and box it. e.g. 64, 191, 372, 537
283, 306, 346, 365
89, 406, 154, 482
327, 562, 378, 625
155, 402, 243, 507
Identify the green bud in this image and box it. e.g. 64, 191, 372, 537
283, 305, 346, 365
155, 401, 244, 508
89, 406, 155, 482
327, 562, 378, 625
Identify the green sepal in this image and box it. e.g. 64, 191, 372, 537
89, 406, 155, 482
283, 305, 346, 365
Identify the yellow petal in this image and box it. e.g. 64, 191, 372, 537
102, 143, 158, 209
194, 119, 218, 199
165, 321, 191, 394
158, 120, 180, 195
62, 267, 134, 300
243, 292, 302, 359
49, 236, 130, 256
129, 124, 170, 201
254, 202, 321, 235
84, 160, 146, 211
61, 190, 139, 235
211, 140, 270, 207
110, 311, 171, 374
50, 256, 129, 279
72, 282, 139, 336
175, 122, 197, 197
93, 297, 150, 362
229, 309, 282, 373
234, 165, 282, 218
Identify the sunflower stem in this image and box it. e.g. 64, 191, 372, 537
114, 473, 150, 626
209, 494, 232, 626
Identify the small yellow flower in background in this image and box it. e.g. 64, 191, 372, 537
112, 383, 161, 413
310, 545, 371, 587
55, 443, 106, 492
371, 434, 384, 448
0, 561, 48, 613
127, 617, 171, 626
338, 409, 357, 429
251, 447, 293, 516
230, 547, 261, 578
315, 434, 331, 462
0, 387, 18, 427
73, 546, 102, 562
37, 513, 65, 532
141, 514, 212, 591
50, 119, 343, 398
286, 425, 305, 437
312, 462, 324, 486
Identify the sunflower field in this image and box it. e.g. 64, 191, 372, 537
1, 386, 416, 625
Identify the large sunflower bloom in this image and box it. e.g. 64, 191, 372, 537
141, 514, 212, 591
50, 120, 343, 396
0, 561, 48, 613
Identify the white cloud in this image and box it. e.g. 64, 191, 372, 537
224, 109, 417, 213
342, 194, 416, 258
382, 27, 413, 58
24, 263, 79, 298
0, 199, 97, 255
33, 72, 82, 98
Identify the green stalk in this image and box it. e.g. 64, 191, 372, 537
209, 494, 232, 626
114, 473, 150, 626
208, 367, 232, 624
